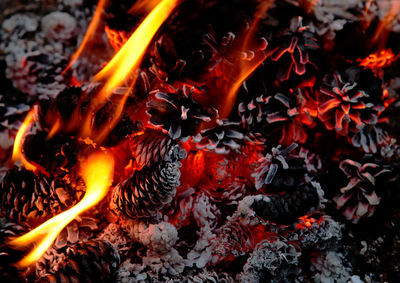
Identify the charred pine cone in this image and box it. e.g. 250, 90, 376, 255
333, 159, 392, 223
251, 183, 322, 225
317, 66, 384, 136
238, 238, 302, 283
193, 119, 245, 154
36, 240, 120, 283
129, 129, 184, 168
111, 154, 184, 219
147, 90, 215, 140
253, 144, 308, 192
348, 124, 389, 154
267, 16, 321, 82
0, 167, 84, 226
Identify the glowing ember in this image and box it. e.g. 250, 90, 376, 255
357, 49, 398, 70
9, 152, 114, 267
11, 110, 37, 171
63, 0, 107, 74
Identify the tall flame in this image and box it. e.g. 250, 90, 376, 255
63, 0, 107, 74
80, 0, 178, 142
11, 110, 37, 171
9, 152, 114, 268
219, 1, 272, 118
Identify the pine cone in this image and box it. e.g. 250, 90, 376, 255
267, 16, 321, 82
251, 183, 321, 225
348, 124, 389, 154
36, 240, 120, 283
0, 167, 84, 226
193, 119, 245, 154
333, 159, 391, 223
317, 66, 384, 136
238, 89, 316, 145
147, 90, 216, 140
111, 160, 182, 219
183, 270, 234, 283
253, 144, 308, 192
129, 129, 184, 168
238, 238, 301, 283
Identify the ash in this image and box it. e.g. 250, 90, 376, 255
1, 0, 400, 282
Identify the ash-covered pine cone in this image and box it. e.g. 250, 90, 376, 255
0, 167, 84, 226
317, 66, 384, 136
179, 270, 234, 283
147, 90, 216, 140
251, 182, 322, 225
238, 89, 316, 145
111, 159, 183, 219
333, 159, 391, 223
267, 16, 321, 82
129, 129, 185, 168
237, 238, 302, 283
211, 221, 254, 264
289, 214, 342, 250
36, 240, 120, 283
253, 144, 308, 192
193, 119, 245, 154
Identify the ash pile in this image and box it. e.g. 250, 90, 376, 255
1, 0, 400, 282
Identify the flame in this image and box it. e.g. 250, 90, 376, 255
128, 0, 164, 14
371, 1, 400, 49
63, 0, 107, 74
9, 152, 114, 268
79, 0, 178, 142
11, 110, 37, 171
219, 1, 272, 118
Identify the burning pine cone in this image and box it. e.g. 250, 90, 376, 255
239, 89, 316, 145
36, 240, 120, 283
0, 167, 84, 226
317, 66, 384, 136
333, 159, 392, 223
193, 119, 245, 154
147, 90, 216, 140
267, 16, 321, 82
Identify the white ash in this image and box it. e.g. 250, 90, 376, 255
2, 14, 39, 37
185, 226, 216, 268
237, 239, 302, 283
116, 260, 149, 283
310, 251, 353, 283
168, 270, 235, 283
54, 216, 99, 248
289, 215, 343, 251
41, 11, 77, 43
192, 193, 220, 230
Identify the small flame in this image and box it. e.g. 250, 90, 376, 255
9, 152, 114, 267
11, 110, 37, 171
62, 0, 107, 75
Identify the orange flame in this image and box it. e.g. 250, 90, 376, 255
80, 0, 178, 142
219, 1, 272, 118
11, 110, 37, 171
128, 0, 164, 14
62, 0, 107, 75
9, 152, 114, 268
371, 1, 400, 49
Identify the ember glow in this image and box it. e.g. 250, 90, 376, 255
11, 110, 37, 171
358, 49, 398, 70
9, 152, 114, 268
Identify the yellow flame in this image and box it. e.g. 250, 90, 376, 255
11, 110, 37, 171
80, 0, 178, 142
94, 0, 178, 99
62, 0, 108, 74
10, 152, 114, 268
